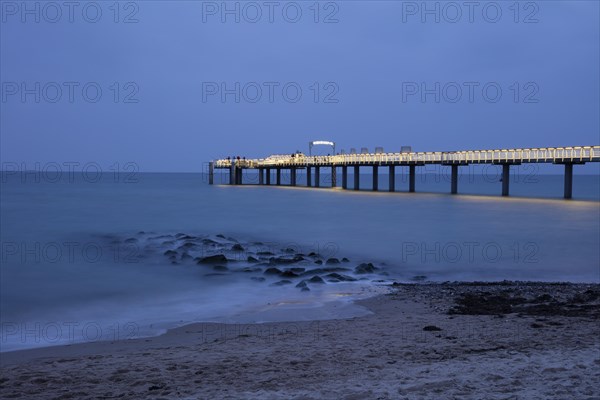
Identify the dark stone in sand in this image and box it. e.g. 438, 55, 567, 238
423, 325, 442, 331
181, 253, 193, 261
232, 244, 244, 251
247, 256, 259, 263
251, 277, 266, 282
162, 240, 175, 246
197, 254, 228, 264
164, 250, 178, 256
175, 233, 187, 238
270, 280, 292, 286
326, 273, 356, 282
355, 263, 377, 274
213, 265, 228, 271
264, 267, 282, 275
283, 248, 296, 253
242, 267, 261, 273
202, 238, 219, 245
530, 323, 544, 329
124, 238, 138, 243
308, 276, 325, 284
342, 258, 350, 263
296, 280, 308, 288
326, 258, 340, 265
281, 270, 300, 278
257, 251, 274, 256
179, 242, 198, 249
302, 267, 350, 276
216, 234, 226, 239
269, 256, 304, 265
314, 260, 323, 265
289, 267, 305, 273
308, 252, 321, 258
178, 235, 196, 240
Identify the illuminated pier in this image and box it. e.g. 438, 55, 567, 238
210, 145, 600, 199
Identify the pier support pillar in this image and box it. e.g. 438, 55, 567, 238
372, 165, 378, 191
307, 167, 312, 187
353, 165, 360, 190
258, 168, 264, 185
564, 163, 573, 199
290, 168, 297, 186
276, 169, 281, 186
209, 162, 214, 185
342, 166, 348, 189
230, 162, 236, 185
388, 165, 395, 192
451, 165, 458, 194
331, 167, 337, 187
315, 167, 320, 187
266, 168, 271, 185
501, 164, 510, 196
236, 167, 243, 185
409, 165, 416, 192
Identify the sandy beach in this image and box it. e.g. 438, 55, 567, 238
1, 281, 598, 399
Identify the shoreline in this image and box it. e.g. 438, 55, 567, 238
1, 280, 598, 399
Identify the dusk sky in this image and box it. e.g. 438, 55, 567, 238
1, 1, 599, 172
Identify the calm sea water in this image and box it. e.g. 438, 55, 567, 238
1, 171, 599, 351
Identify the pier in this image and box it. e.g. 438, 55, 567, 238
210, 146, 600, 199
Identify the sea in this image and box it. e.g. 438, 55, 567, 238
1, 169, 599, 351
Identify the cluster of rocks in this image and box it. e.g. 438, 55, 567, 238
113, 232, 386, 292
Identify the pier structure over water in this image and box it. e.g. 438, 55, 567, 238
209, 146, 600, 199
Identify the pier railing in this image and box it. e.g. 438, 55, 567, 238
214, 146, 600, 168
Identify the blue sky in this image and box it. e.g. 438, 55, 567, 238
1, 1, 599, 172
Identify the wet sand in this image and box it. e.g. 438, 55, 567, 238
1, 282, 599, 399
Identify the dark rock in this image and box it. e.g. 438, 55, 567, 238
124, 238, 138, 243
242, 267, 261, 273
355, 263, 377, 274
264, 267, 282, 275
289, 267, 305, 273
342, 258, 350, 263
269, 255, 304, 265
213, 265, 228, 271
251, 277, 266, 282
164, 250, 178, 256
283, 248, 296, 253
202, 238, 219, 245
296, 280, 308, 288
179, 242, 198, 249
308, 252, 320, 258
197, 254, 228, 264
308, 276, 325, 284
530, 323, 544, 329
270, 280, 292, 286
232, 244, 244, 251
326, 273, 356, 282
314, 260, 323, 265
175, 233, 187, 238
181, 253, 193, 261
423, 325, 442, 331
412, 275, 427, 281
257, 251, 274, 256
281, 270, 300, 278
216, 234, 226, 239
302, 267, 351, 276
247, 256, 259, 263
326, 258, 340, 265
204, 273, 227, 277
